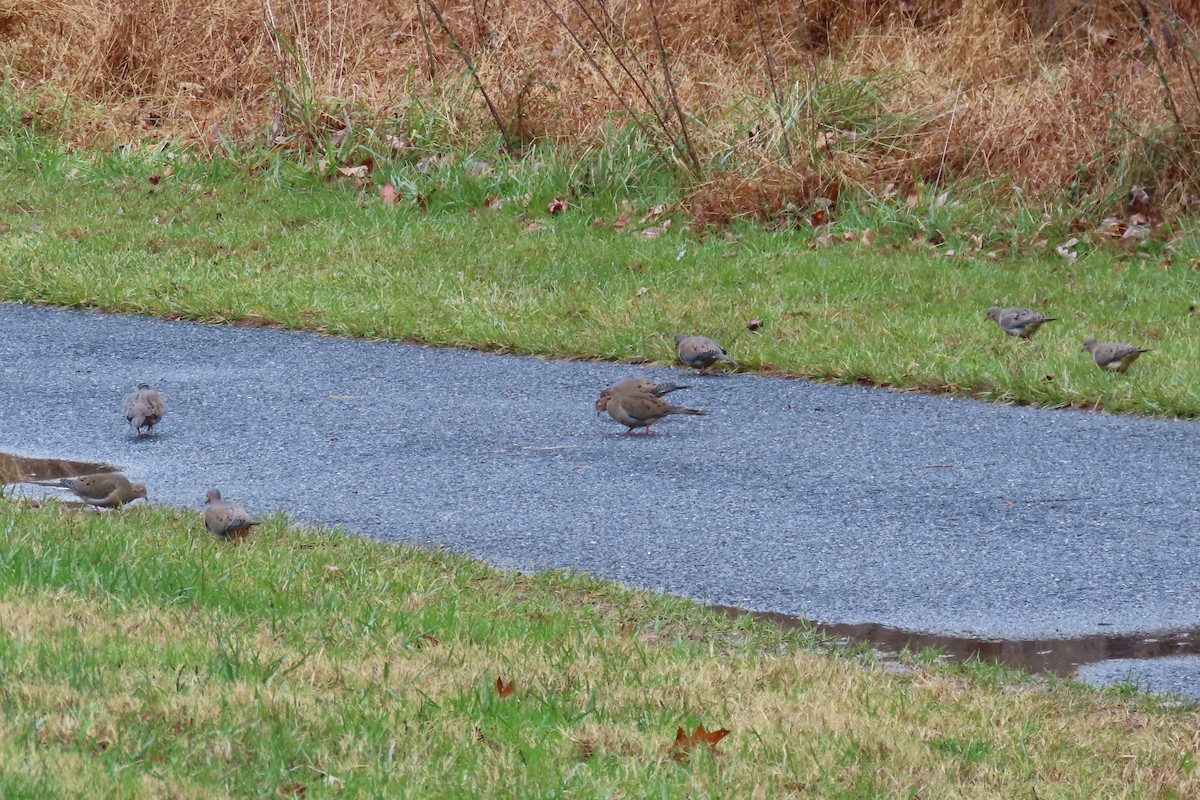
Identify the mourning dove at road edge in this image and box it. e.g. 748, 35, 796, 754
985, 305, 1057, 340
29, 473, 147, 509
123, 383, 165, 437
675, 334, 737, 375
594, 377, 689, 413
602, 389, 707, 435
204, 489, 261, 541
1082, 338, 1152, 373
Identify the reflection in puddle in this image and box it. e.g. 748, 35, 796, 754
0, 451, 119, 485
712, 606, 1200, 676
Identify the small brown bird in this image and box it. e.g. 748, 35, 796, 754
123, 383, 165, 437
602, 389, 707, 435
595, 377, 689, 413
675, 334, 737, 375
1082, 338, 1151, 373
31, 473, 147, 509
985, 305, 1056, 340
204, 489, 261, 541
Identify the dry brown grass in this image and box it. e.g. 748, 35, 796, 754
3, 1, 1200, 202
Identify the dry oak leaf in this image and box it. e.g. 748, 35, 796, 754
496, 677, 515, 697
379, 183, 396, 206
337, 165, 369, 179
522, 221, 544, 233
670, 724, 731, 761
547, 196, 568, 214
612, 213, 630, 230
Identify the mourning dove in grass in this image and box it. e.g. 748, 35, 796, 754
123, 383, 164, 437
204, 489, 261, 541
31, 472, 147, 509
675, 334, 737, 375
595, 377, 689, 413
985, 306, 1057, 340
602, 390, 707, 435
1082, 337, 1151, 373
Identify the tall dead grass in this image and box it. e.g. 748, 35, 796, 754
2, 0, 1199, 208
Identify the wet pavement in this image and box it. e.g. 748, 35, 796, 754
3, 302, 1200, 698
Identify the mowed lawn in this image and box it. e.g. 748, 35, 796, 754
1, 152, 1198, 417
1, 498, 1199, 798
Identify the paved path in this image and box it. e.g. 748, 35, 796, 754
3, 302, 1200, 690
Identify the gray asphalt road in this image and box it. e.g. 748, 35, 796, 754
3, 302, 1200, 689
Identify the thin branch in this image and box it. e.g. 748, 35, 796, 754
584, 0, 658, 97
537, 0, 667, 154
415, 0, 437, 81
1137, 1, 1185, 129
647, 0, 700, 174
750, 0, 791, 162
419, 0, 517, 149
566, 0, 671, 133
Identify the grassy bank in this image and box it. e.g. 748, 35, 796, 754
1, 497, 1198, 797
2, 144, 1199, 417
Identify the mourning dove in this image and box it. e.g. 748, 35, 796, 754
30, 472, 147, 508
595, 377, 688, 413
1082, 338, 1151, 373
123, 383, 164, 437
204, 489, 261, 541
675, 334, 737, 375
602, 389, 707, 435
985, 305, 1056, 340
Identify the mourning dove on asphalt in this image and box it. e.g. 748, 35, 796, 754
204, 489, 261, 541
31, 472, 147, 509
602, 389, 707, 435
123, 383, 164, 437
675, 334, 737, 375
985, 305, 1057, 340
1082, 338, 1151, 373
595, 377, 689, 413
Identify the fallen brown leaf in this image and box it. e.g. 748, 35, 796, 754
547, 196, 568, 214
496, 677, 514, 697
379, 183, 396, 206
670, 724, 731, 761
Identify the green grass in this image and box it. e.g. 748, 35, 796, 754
2, 138, 1198, 417
1, 497, 1198, 798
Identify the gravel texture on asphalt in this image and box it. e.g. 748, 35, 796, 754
3, 302, 1199, 687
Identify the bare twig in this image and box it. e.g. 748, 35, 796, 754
537, 0, 667, 155
1137, 1, 1185, 129
419, 0, 517, 149
750, 0, 791, 162
415, 0, 437, 81
647, 0, 700, 174
566, 0, 671, 134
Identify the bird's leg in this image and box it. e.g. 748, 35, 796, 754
644, 426, 653, 435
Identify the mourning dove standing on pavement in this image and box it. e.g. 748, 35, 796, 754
595, 377, 689, 413
1082, 338, 1151, 373
123, 383, 165, 437
602, 389, 707, 435
30, 473, 147, 509
204, 489, 261, 541
675, 334, 737, 375
985, 305, 1057, 340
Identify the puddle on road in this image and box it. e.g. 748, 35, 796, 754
0, 451, 119, 485
712, 606, 1200, 677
